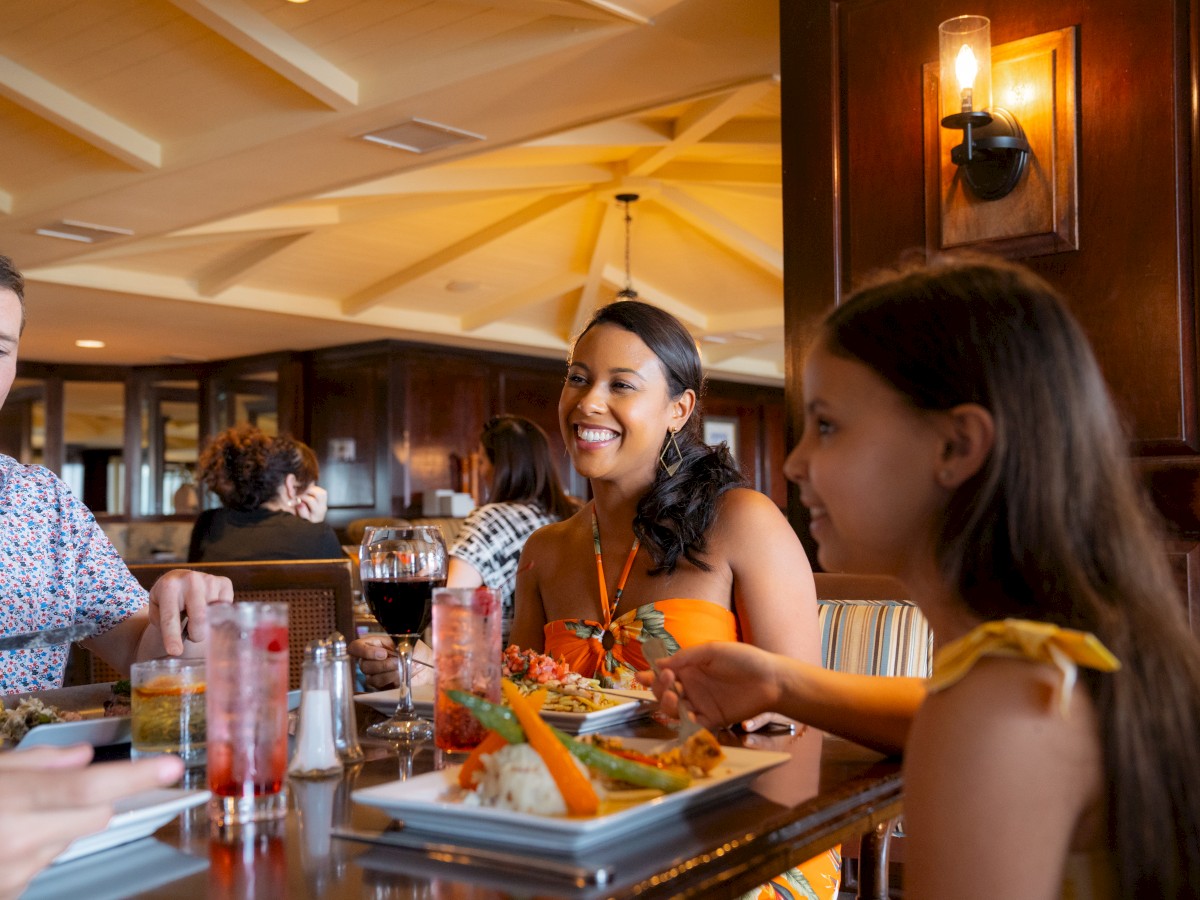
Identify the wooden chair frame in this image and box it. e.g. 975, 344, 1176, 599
78, 558, 355, 690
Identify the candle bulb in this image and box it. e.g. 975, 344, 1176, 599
956, 44, 978, 112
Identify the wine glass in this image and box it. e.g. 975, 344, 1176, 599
360, 525, 446, 742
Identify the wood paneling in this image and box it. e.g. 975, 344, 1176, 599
782, 0, 1200, 605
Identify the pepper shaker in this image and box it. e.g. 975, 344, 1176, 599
328, 632, 364, 762
289, 639, 344, 778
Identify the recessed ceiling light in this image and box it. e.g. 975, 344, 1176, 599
362, 118, 485, 154
75, 339, 106, 349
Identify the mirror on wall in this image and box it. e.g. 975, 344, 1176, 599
214, 370, 278, 436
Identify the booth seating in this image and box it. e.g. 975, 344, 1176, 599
70, 558, 355, 690
814, 572, 928, 900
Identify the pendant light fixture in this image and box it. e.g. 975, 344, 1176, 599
615, 192, 639, 300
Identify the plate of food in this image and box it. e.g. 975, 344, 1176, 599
1, 681, 132, 749
355, 646, 657, 734
353, 733, 788, 854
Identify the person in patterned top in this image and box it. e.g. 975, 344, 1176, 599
0, 254, 231, 895
0, 256, 232, 692
353, 415, 579, 688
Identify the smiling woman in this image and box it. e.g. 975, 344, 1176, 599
509, 300, 820, 686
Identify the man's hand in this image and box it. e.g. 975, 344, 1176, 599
147, 569, 234, 656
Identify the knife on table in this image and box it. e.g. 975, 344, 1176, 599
0, 623, 97, 652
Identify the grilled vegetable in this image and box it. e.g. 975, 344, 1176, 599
447, 690, 692, 794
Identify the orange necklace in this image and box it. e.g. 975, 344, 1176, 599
591, 510, 640, 649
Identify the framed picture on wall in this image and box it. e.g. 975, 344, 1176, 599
703, 416, 738, 462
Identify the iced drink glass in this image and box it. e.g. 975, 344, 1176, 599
206, 602, 290, 826
131, 657, 206, 767
433, 586, 501, 752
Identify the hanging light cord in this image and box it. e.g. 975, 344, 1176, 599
616, 192, 639, 300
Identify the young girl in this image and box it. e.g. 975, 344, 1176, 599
509, 299, 820, 685
647, 256, 1200, 898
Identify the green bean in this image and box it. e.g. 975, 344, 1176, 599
451, 691, 691, 793
559, 735, 691, 793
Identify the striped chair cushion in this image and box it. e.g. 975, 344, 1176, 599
818, 599, 933, 678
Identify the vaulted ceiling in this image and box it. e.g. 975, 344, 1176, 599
1, 0, 783, 382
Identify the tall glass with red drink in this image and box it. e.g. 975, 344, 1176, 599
433, 586, 501, 752
206, 602, 290, 826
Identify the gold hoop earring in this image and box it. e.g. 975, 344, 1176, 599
659, 428, 683, 477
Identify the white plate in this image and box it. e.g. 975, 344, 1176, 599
53, 787, 210, 864
17, 716, 131, 749
355, 684, 656, 735
352, 738, 789, 854
13, 689, 301, 749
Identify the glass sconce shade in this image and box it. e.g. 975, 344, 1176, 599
939, 16, 992, 123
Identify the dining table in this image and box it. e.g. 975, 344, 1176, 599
22, 705, 902, 900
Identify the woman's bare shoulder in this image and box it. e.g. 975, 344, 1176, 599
713, 487, 788, 528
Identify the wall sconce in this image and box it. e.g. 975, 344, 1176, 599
923, 23, 1079, 257
938, 15, 1029, 201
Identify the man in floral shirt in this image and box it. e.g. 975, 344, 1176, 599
0, 256, 232, 692
0, 254, 230, 896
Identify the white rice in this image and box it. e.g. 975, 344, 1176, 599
462, 742, 591, 815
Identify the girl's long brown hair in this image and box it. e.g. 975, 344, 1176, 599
823, 255, 1200, 896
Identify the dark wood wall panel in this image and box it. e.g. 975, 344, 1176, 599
783, 0, 1199, 606
839, 0, 1191, 450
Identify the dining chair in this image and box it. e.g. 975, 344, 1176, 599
814, 572, 927, 900
73, 558, 356, 690
815, 572, 933, 679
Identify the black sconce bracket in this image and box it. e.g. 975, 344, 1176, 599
940, 107, 1030, 200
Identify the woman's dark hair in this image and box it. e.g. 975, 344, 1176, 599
481, 414, 578, 520
823, 254, 1200, 896
575, 300, 745, 574
197, 424, 320, 511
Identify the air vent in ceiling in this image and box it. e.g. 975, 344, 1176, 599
361, 118, 486, 154
35, 219, 133, 244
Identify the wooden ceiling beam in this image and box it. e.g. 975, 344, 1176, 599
320, 164, 614, 200
654, 185, 782, 277
569, 198, 625, 338
626, 79, 776, 177
194, 233, 309, 298
461, 271, 587, 332
598, 264, 705, 328
169, 0, 358, 110
639, 161, 780, 186
0, 54, 161, 170
706, 306, 783, 333
343, 189, 588, 316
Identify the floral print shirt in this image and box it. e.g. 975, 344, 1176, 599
0, 455, 145, 693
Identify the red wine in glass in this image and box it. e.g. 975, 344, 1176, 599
363, 577, 439, 636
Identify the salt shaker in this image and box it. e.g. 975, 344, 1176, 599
289, 639, 344, 779
328, 632, 364, 762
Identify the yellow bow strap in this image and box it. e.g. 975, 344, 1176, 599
929, 618, 1120, 716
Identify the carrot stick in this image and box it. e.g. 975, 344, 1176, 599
501, 679, 599, 816
456, 688, 547, 790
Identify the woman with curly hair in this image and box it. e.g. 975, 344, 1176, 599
188, 424, 344, 562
